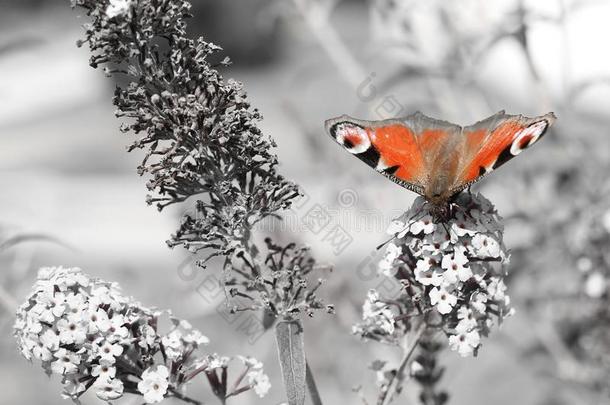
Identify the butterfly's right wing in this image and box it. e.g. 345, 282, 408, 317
450, 111, 556, 194
325, 113, 460, 195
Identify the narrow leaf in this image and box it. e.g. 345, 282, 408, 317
275, 319, 306, 405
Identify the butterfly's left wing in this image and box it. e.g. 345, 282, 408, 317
325, 113, 460, 195
450, 111, 556, 194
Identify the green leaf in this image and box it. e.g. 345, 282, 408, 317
275, 319, 306, 405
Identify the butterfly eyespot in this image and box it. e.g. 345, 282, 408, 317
510, 120, 547, 156
332, 123, 371, 154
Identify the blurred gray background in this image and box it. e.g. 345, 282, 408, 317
1, 0, 609, 404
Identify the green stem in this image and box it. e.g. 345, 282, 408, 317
379, 322, 426, 405
306, 361, 323, 405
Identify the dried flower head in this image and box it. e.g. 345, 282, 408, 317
71, 0, 299, 258
222, 239, 332, 319
354, 192, 512, 357
14, 266, 269, 403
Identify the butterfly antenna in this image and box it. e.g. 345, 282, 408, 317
376, 209, 427, 251
441, 221, 451, 237
376, 235, 397, 250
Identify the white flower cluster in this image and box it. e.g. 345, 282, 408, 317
352, 290, 396, 341
14, 266, 270, 403
373, 193, 513, 356
237, 356, 272, 398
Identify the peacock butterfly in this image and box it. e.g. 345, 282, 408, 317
325, 111, 556, 220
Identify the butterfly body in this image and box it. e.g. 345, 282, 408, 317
325, 111, 556, 220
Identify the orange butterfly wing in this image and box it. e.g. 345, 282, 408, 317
451, 111, 556, 193
325, 113, 459, 195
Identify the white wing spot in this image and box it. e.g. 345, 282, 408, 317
510, 121, 547, 156
336, 124, 371, 154
376, 157, 390, 171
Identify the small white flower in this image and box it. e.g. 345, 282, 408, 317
486, 278, 507, 301
422, 230, 451, 255
106, 314, 129, 342
361, 290, 395, 335
61, 377, 87, 399
40, 291, 67, 318
64, 267, 90, 288
207, 354, 230, 370
410, 215, 435, 235
386, 243, 402, 259
32, 339, 54, 361
51, 348, 80, 375
161, 330, 184, 360
138, 365, 169, 404
238, 355, 261, 369
64, 293, 86, 315
450, 213, 476, 237
414, 268, 444, 287
30, 303, 55, 324
378, 243, 401, 276
471, 234, 501, 258
449, 322, 480, 357
407, 237, 424, 257
96, 340, 124, 363
250, 371, 271, 397
40, 328, 60, 351
57, 315, 87, 345
441, 250, 472, 284
456, 306, 477, 329
88, 286, 111, 309
470, 292, 488, 313
24, 312, 44, 334
106, 0, 132, 18
94, 378, 124, 401
429, 287, 457, 314
238, 356, 270, 397
184, 329, 210, 346
85, 308, 111, 334
415, 257, 433, 273
92, 359, 116, 381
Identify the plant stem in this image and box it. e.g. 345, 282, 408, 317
306, 360, 323, 405
169, 387, 203, 405
379, 322, 427, 405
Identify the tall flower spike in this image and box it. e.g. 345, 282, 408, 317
14, 266, 269, 403
356, 192, 512, 357
69, 0, 331, 319
70, 0, 300, 258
